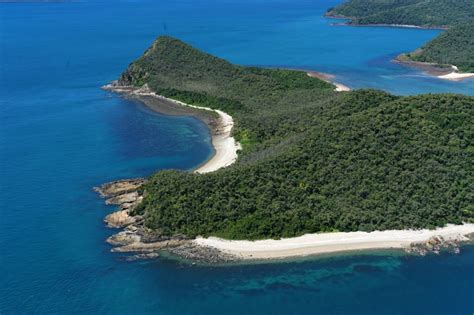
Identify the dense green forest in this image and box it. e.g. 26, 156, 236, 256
325, 0, 474, 28
120, 36, 473, 240
400, 24, 474, 72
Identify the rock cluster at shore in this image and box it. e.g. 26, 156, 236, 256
95, 179, 240, 263
406, 233, 474, 256
94, 178, 146, 228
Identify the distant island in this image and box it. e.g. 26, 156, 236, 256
98, 36, 474, 262
325, 0, 473, 28
326, 0, 474, 80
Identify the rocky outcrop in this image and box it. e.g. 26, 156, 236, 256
406, 234, 470, 256
168, 243, 240, 264
125, 253, 160, 262
95, 179, 146, 228
107, 228, 240, 263
96, 177, 240, 263
105, 192, 140, 205
104, 209, 140, 228
94, 178, 146, 198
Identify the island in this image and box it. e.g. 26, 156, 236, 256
99, 36, 474, 263
325, 0, 473, 28
326, 0, 474, 80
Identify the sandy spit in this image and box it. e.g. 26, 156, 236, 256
194, 224, 474, 260
437, 67, 474, 81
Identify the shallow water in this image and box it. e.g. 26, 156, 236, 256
1, 0, 473, 314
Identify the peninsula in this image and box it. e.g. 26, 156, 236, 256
98, 36, 474, 262
397, 24, 474, 81
325, 0, 474, 29
326, 0, 474, 80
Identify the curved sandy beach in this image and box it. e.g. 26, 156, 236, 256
194, 224, 474, 260
146, 95, 241, 174
104, 83, 241, 173
194, 109, 241, 173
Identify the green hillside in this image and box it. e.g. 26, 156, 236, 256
326, 0, 474, 28
401, 24, 474, 72
120, 37, 473, 240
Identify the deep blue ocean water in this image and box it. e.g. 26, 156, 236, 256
1, 0, 473, 314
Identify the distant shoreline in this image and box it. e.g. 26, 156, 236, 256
194, 224, 474, 261
102, 82, 241, 173
394, 58, 474, 82
331, 22, 448, 31
325, 15, 474, 82
324, 15, 448, 30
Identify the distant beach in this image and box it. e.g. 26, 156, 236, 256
437, 66, 474, 81
330, 22, 448, 31
324, 15, 448, 31
194, 224, 474, 260
394, 59, 474, 82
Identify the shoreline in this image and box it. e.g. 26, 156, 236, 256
98, 177, 474, 263
394, 59, 474, 81
437, 67, 474, 81
332, 22, 447, 30
103, 82, 241, 173
96, 83, 243, 263
194, 224, 474, 260
324, 15, 448, 30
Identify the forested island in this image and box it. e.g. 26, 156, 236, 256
325, 0, 474, 28
326, 0, 474, 76
103, 36, 473, 247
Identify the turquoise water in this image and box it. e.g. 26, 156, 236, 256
0, 0, 473, 314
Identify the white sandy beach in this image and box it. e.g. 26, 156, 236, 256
194, 109, 241, 173
367, 24, 446, 30
433, 65, 474, 81
438, 72, 474, 81
194, 224, 474, 260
